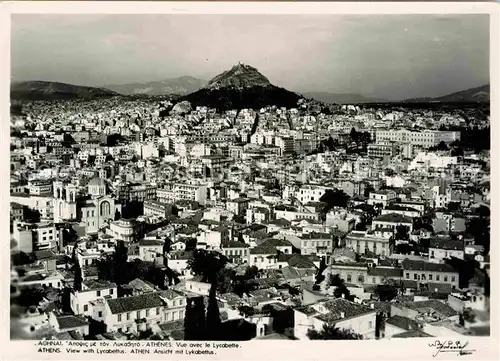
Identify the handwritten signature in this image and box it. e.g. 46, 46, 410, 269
428, 340, 476, 357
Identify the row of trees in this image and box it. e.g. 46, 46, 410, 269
184, 250, 228, 340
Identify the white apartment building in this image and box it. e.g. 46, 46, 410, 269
294, 298, 377, 340
375, 129, 460, 148
157, 182, 208, 206
367, 190, 397, 207
70, 280, 118, 317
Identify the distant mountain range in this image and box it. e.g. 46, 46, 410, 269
303, 84, 489, 105
104, 76, 207, 96
10, 81, 119, 101
403, 84, 489, 104
180, 63, 301, 111
301, 92, 388, 105
11, 75, 490, 105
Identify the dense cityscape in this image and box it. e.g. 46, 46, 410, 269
10, 62, 491, 341
9, 13, 491, 343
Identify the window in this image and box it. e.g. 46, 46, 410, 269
414, 274, 418, 280
126, 313, 130, 320
156, 307, 160, 315
118, 314, 122, 322
369, 321, 373, 329
98, 311, 103, 317
179, 299, 183, 306
83, 305, 88, 312
110, 289, 114, 295
444, 276, 448, 282
406, 273, 410, 279
451, 276, 455, 282
179, 310, 184, 319
97, 290, 101, 297
346, 274, 352, 282
429, 274, 433, 281
173, 300, 176, 307
136, 311, 140, 319
436, 275, 440, 281
372, 277, 376, 284
146, 309, 149, 317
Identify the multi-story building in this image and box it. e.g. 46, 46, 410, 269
367, 142, 398, 159
401, 259, 460, 289
300, 232, 334, 256
157, 182, 208, 206
70, 280, 118, 317
294, 298, 377, 340
28, 179, 53, 197
372, 213, 414, 233
220, 240, 250, 264
107, 219, 144, 243
143, 200, 172, 219
428, 239, 465, 263
375, 129, 460, 148
345, 230, 393, 257
367, 190, 397, 207
12, 221, 58, 252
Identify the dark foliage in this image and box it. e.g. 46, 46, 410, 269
319, 188, 350, 214
181, 85, 301, 113
374, 284, 398, 302
307, 324, 363, 340
16, 287, 46, 308
445, 257, 480, 289
330, 274, 351, 299
73, 260, 83, 291
315, 257, 327, 285
206, 284, 222, 340
11, 251, 33, 266
187, 249, 228, 284
184, 297, 206, 341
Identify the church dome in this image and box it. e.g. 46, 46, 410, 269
88, 177, 106, 187
88, 177, 107, 197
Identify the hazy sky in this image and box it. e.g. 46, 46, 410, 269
11, 14, 489, 100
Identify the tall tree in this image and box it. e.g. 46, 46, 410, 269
163, 237, 172, 267
315, 257, 327, 285
206, 284, 222, 340
330, 274, 351, 299
73, 259, 83, 292
113, 240, 128, 285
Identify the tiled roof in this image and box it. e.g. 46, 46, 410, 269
429, 239, 464, 251
403, 299, 457, 318
281, 266, 301, 280
107, 293, 164, 314
315, 298, 375, 323
374, 213, 413, 224
34, 250, 57, 260
139, 239, 164, 247
368, 267, 403, 278
57, 315, 89, 330
386, 315, 421, 331
402, 259, 457, 273
83, 279, 116, 291
250, 238, 293, 255
392, 330, 432, 338
287, 254, 316, 269
159, 289, 185, 300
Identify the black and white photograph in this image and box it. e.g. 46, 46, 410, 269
7, 4, 494, 350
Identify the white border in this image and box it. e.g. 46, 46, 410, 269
1, 2, 499, 361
